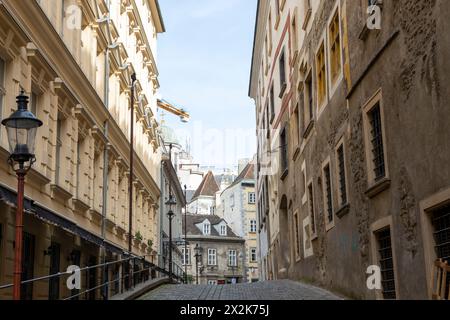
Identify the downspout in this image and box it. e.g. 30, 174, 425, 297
101, 0, 111, 300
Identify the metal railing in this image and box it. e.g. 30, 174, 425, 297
0, 255, 185, 300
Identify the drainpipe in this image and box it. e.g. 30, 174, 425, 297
101, 121, 109, 300
100, 0, 112, 300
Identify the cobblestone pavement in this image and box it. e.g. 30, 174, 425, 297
138, 280, 343, 300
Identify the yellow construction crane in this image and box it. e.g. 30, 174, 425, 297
157, 99, 190, 123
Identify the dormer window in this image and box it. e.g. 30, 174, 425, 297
220, 225, 227, 236
203, 221, 211, 235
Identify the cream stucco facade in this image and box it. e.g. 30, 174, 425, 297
0, 0, 166, 300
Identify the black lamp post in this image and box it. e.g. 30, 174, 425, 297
1, 91, 43, 300
194, 244, 202, 285
165, 193, 176, 283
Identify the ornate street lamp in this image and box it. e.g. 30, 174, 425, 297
165, 193, 176, 282
2, 91, 43, 300
194, 243, 202, 285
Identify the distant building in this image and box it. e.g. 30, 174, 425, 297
182, 215, 245, 285
220, 161, 258, 282
188, 171, 220, 215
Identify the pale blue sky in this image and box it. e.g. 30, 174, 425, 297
157, 0, 257, 169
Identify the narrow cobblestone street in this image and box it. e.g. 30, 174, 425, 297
138, 280, 343, 300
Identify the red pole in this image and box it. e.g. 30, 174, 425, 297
13, 172, 25, 300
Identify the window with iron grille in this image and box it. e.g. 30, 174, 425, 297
337, 144, 347, 206
270, 85, 275, 122
208, 249, 217, 266
368, 104, 385, 181
280, 127, 288, 173
308, 183, 316, 233
432, 205, 450, 263
376, 228, 397, 300
279, 49, 286, 91
323, 164, 333, 224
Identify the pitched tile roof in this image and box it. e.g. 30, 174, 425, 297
224, 162, 255, 191
191, 171, 220, 200
184, 214, 241, 239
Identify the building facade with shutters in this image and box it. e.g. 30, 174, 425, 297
219, 161, 259, 282
249, 0, 450, 299
182, 214, 245, 285
0, 0, 165, 299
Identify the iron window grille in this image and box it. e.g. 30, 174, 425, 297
308, 184, 316, 233
369, 104, 386, 181
432, 205, 450, 262
337, 145, 347, 205
376, 228, 396, 300
324, 165, 333, 223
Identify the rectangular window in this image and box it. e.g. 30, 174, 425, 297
308, 183, 316, 234
431, 205, 450, 262
279, 49, 287, 96
336, 144, 348, 206
250, 248, 257, 262
250, 220, 257, 233
293, 105, 300, 148
55, 115, 63, 185
431, 205, 450, 295
316, 42, 327, 109
329, 9, 342, 85
30, 91, 38, 116
228, 250, 237, 267
368, 104, 386, 181
376, 228, 397, 300
182, 247, 190, 266
249, 192, 256, 204
220, 225, 227, 236
294, 211, 300, 258
292, 14, 298, 54
269, 85, 275, 122
280, 127, 288, 174
323, 164, 333, 225
203, 223, 210, 235
303, 72, 313, 128
207, 249, 217, 266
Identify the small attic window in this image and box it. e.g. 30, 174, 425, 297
220, 224, 227, 236
203, 221, 211, 235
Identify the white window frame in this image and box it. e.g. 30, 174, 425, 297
220, 224, 227, 236
182, 247, 190, 266
250, 220, 257, 233
203, 221, 211, 235
250, 248, 257, 263
228, 250, 237, 267
207, 248, 217, 266
248, 192, 256, 204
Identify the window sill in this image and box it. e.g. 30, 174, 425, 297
311, 233, 318, 241
335, 203, 350, 219
365, 177, 391, 199
28, 168, 51, 186
50, 184, 72, 201
302, 119, 315, 139
280, 168, 289, 181
72, 198, 90, 213
279, 83, 287, 99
